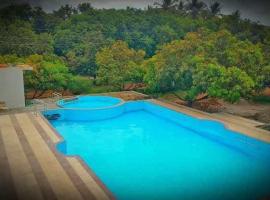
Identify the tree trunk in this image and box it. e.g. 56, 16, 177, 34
32, 89, 38, 99
35, 90, 47, 98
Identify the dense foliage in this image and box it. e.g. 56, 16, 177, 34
0, 54, 91, 97
0, 2, 269, 102
143, 29, 267, 102
96, 41, 145, 90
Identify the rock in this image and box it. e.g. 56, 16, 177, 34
123, 83, 146, 91
195, 93, 208, 101
173, 99, 187, 106
192, 98, 224, 113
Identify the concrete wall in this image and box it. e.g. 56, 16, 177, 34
0, 67, 25, 108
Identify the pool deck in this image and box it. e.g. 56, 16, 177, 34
0, 112, 114, 200
1, 96, 270, 200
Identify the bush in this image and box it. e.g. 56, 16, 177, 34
67, 76, 92, 95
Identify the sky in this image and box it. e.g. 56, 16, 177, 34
1, 0, 270, 25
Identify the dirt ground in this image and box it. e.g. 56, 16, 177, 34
222, 99, 270, 123
161, 93, 270, 124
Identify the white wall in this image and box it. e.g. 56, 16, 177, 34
0, 67, 25, 108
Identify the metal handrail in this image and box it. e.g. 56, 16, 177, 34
52, 92, 62, 102
32, 99, 48, 115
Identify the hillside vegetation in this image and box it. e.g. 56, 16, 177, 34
0, 1, 269, 102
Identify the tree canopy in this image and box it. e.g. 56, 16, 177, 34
143, 29, 268, 102
96, 41, 145, 90
0, 3, 269, 102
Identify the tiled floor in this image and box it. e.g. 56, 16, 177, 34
0, 113, 113, 200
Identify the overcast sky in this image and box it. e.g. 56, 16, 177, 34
1, 0, 270, 25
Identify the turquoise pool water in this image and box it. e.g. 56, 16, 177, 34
47, 101, 270, 200
57, 96, 122, 109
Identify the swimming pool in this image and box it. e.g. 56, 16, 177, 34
46, 100, 270, 200
57, 96, 123, 109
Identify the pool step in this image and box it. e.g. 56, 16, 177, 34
44, 113, 61, 120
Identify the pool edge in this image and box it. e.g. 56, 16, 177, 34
149, 99, 270, 144
57, 95, 125, 110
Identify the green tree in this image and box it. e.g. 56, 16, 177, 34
24, 54, 71, 98
154, 0, 178, 10
153, 25, 178, 46
143, 36, 204, 92
53, 5, 77, 20
0, 54, 24, 64
96, 41, 145, 90
262, 65, 270, 87
193, 64, 255, 102
185, 0, 207, 18
209, 2, 221, 16
53, 29, 79, 55
0, 4, 33, 21
0, 20, 53, 56
78, 3, 93, 13
65, 31, 112, 77
143, 29, 262, 102
32, 6, 47, 33
67, 76, 92, 94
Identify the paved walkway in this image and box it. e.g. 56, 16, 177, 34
0, 113, 113, 200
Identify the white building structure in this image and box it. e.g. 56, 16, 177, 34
0, 65, 32, 109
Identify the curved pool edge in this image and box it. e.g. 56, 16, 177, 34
57, 95, 124, 110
